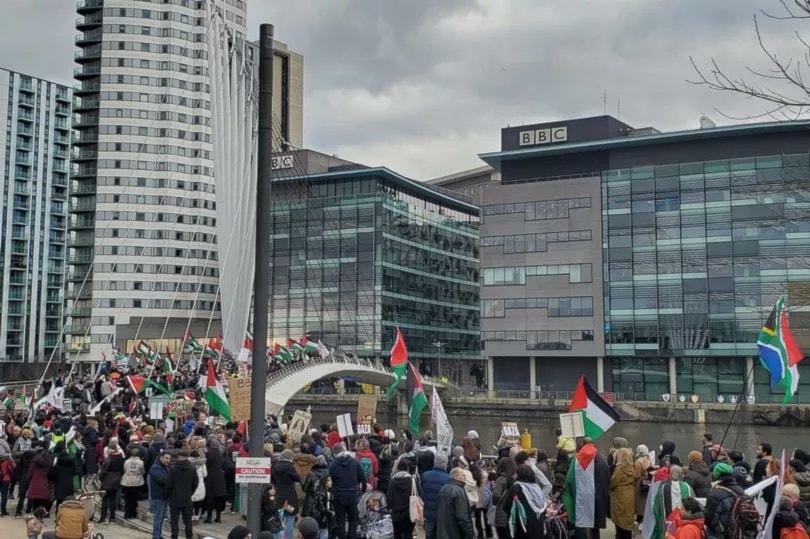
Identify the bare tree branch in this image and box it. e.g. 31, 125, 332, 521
689, 2, 810, 118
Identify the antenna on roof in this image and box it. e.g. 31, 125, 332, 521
617, 99, 621, 120
603, 91, 607, 115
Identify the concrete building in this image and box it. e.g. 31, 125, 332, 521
478, 115, 810, 403
67, 0, 304, 362
0, 69, 71, 363
427, 165, 499, 206
266, 166, 481, 385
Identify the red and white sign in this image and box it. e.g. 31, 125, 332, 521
235, 457, 272, 484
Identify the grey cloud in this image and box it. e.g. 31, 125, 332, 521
0, 0, 796, 179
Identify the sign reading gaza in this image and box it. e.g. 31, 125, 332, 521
519, 126, 568, 147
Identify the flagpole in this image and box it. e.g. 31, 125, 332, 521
720, 363, 756, 449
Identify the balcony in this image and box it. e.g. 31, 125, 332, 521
51, 218, 66, 230
73, 149, 97, 161
52, 161, 68, 173
73, 98, 98, 112
69, 252, 94, 264
55, 89, 70, 102
71, 182, 96, 195
71, 199, 96, 212
55, 106, 71, 117
17, 110, 34, 122
68, 269, 93, 282
73, 114, 99, 129
14, 200, 31, 211
67, 287, 92, 300
73, 167, 97, 179
76, 0, 103, 12
18, 96, 34, 107
75, 47, 101, 63
13, 185, 31, 196
53, 134, 70, 144
54, 148, 69, 159
74, 65, 101, 79
16, 125, 32, 136
76, 14, 102, 29
52, 174, 68, 187
67, 323, 92, 335
70, 216, 95, 229
70, 233, 96, 247
19, 83, 34, 94
73, 82, 100, 95
48, 263, 64, 274
52, 188, 67, 200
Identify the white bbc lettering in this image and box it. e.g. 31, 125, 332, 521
271, 155, 294, 170
518, 126, 568, 147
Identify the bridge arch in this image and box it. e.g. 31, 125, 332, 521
263, 355, 444, 415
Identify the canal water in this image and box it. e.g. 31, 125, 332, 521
310, 412, 808, 461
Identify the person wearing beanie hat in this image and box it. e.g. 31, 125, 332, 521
684, 450, 712, 497
226, 524, 251, 539
298, 516, 320, 539
421, 452, 451, 539
705, 461, 744, 539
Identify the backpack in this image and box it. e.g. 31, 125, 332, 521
782, 524, 810, 539
724, 495, 762, 539
359, 456, 374, 485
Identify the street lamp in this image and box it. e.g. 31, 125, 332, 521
432, 341, 446, 379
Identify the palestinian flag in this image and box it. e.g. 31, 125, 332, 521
406, 362, 428, 433
288, 338, 305, 354
648, 480, 694, 539
562, 442, 598, 528
126, 375, 171, 397
569, 375, 620, 440
134, 340, 159, 364
272, 343, 293, 362
244, 331, 253, 352
299, 336, 318, 354
2, 394, 14, 410
114, 351, 129, 369
386, 328, 409, 398
162, 352, 176, 381
758, 296, 805, 403
202, 344, 220, 360
182, 330, 203, 354
204, 358, 231, 420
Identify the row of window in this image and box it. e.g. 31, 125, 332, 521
98, 92, 211, 112
95, 125, 211, 143
481, 230, 592, 253
92, 211, 216, 226
91, 263, 218, 276
84, 299, 218, 311
99, 57, 207, 77
481, 296, 594, 317
96, 176, 213, 190
101, 40, 206, 60
99, 76, 208, 93
98, 107, 210, 125
92, 246, 216, 260
482, 197, 591, 218
89, 228, 215, 242
106, 24, 204, 43
95, 142, 210, 159
482, 264, 593, 285
92, 194, 214, 208
482, 329, 595, 350
104, 8, 203, 25
88, 160, 212, 175
89, 284, 218, 303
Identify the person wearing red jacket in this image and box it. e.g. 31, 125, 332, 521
326, 425, 342, 449
354, 438, 379, 489
667, 499, 705, 539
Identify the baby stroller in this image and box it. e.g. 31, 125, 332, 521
358, 490, 393, 539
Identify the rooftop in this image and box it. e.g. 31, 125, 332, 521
480, 118, 810, 170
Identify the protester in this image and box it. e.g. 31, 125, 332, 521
702, 433, 714, 466
789, 459, 810, 502
97, 438, 124, 523
387, 459, 422, 539
670, 498, 705, 539
121, 446, 145, 519
422, 452, 450, 539
24, 507, 46, 539
492, 456, 518, 539
150, 452, 172, 539
704, 462, 744, 539
754, 443, 774, 484
167, 449, 199, 539
684, 451, 712, 498
204, 435, 228, 524
328, 442, 365, 539
52, 494, 89, 539
503, 464, 547, 539
437, 467, 476, 539
610, 447, 636, 539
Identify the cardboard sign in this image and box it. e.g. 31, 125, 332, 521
235, 457, 272, 484
357, 416, 373, 435
149, 400, 164, 420
287, 410, 312, 443
229, 376, 252, 421
559, 412, 585, 438
356, 394, 378, 424
501, 421, 520, 438
337, 413, 354, 438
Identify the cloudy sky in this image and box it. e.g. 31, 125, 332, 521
0, 0, 802, 179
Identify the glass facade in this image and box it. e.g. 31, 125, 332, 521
268, 171, 480, 379
603, 152, 810, 402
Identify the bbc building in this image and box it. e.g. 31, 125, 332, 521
470, 115, 810, 403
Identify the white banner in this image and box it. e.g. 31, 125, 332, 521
431, 390, 453, 456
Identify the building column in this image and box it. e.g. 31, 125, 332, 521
529, 357, 537, 397
596, 357, 605, 393
746, 356, 755, 398
669, 357, 677, 395
487, 357, 495, 395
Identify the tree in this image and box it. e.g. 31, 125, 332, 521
690, 0, 810, 119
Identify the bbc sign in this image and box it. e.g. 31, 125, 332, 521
271, 155, 294, 170
518, 126, 568, 147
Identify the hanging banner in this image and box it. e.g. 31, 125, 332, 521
229, 376, 252, 421
431, 389, 453, 456
287, 410, 312, 443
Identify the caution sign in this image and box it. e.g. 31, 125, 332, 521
235, 457, 272, 484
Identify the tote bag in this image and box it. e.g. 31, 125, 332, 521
409, 477, 424, 524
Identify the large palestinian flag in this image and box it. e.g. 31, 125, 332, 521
386, 328, 409, 398
562, 443, 598, 528
406, 361, 428, 434
569, 375, 620, 440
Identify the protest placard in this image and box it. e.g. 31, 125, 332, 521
288, 410, 312, 442
356, 394, 378, 424
229, 376, 251, 421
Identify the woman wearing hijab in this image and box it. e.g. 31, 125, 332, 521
634, 444, 652, 525
502, 464, 546, 539
610, 448, 636, 539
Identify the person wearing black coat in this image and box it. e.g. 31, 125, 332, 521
301, 456, 329, 518
13, 447, 37, 517
98, 444, 125, 523
82, 421, 100, 476
387, 460, 422, 539
49, 446, 76, 510
684, 453, 712, 498
436, 468, 475, 539
705, 464, 744, 539
272, 450, 301, 539
773, 497, 802, 539
204, 440, 227, 523
167, 451, 200, 539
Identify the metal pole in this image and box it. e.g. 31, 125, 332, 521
248, 23, 274, 536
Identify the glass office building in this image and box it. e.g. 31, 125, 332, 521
477, 116, 810, 402
267, 167, 480, 383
